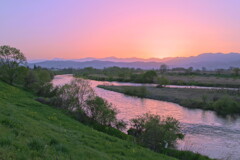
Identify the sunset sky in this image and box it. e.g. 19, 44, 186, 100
1, 0, 240, 60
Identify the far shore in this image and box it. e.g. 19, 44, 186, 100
98, 85, 240, 115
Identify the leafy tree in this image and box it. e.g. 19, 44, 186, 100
157, 76, 169, 87
142, 70, 157, 83
24, 70, 39, 88
0, 45, 27, 84
86, 96, 126, 130
185, 67, 193, 74
215, 69, 224, 75
233, 68, 240, 76
160, 64, 168, 74
36, 69, 53, 83
128, 113, 184, 152
14, 66, 29, 85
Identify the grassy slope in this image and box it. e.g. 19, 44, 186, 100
0, 81, 176, 160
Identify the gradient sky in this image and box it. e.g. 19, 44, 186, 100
1, 0, 240, 60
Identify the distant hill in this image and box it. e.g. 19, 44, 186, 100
29, 60, 164, 69
29, 53, 240, 69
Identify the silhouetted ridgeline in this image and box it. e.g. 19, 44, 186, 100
29, 53, 240, 69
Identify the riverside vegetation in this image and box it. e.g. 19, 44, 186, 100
56, 66, 240, 88
0, 45, 213, 159
98, 85, 240, 115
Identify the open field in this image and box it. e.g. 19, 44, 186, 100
98, 85, 240, 115
165, 75, 240, 88
0, 81, 178, 160
75, 73, 240, 88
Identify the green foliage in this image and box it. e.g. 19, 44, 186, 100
37, 79, 127, 132
128, 113, 184, 152
14, 66, 29, 85
157, 76, 169, 87
161, 148, 212, 160
0, 80, 176, 160
123, 86, 147, 98
28, 139, 44, 151
160, 64, 168, 74
73, 68, 159, 83
0, 46, 54, 92
24, 70, 39, 88
86, 96, 126, 130
24, 68, 54, 93
100, 85, 240, 115
0, 45, 27, 84
142, 70, 158, 83
233, 68, 240, 76
0, 137, 12, 146
201, 94, 208, 104
213, 97, 240, 114
55, 78, 95, 110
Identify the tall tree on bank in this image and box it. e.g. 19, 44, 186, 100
0, 45, 27, 84
160, 64, 168, 74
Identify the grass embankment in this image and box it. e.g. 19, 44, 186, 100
0, 81, 176, 160
98, 85, 240, 115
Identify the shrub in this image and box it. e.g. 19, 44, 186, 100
157, 76, 169, 87
37, 83, 59, 98
86, 96, 127, 131
24, 68, 54, 93
128, 113, 184, 152
213, 97, 240, 114
56, 78, 95, 110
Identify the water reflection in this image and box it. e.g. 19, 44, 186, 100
52, 75, 240, 160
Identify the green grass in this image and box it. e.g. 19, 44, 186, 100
165, 75, 240, 88
0, 81, 177, 160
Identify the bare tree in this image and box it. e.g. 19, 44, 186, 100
58, 78, 95, 111
160, 64, 168, 74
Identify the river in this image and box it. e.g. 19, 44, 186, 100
52, 74, 240, 160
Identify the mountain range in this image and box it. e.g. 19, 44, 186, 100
28, 53, 240, 70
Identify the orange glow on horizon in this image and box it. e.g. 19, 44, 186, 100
1, 0, 240, 60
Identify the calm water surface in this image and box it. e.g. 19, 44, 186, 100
52, 75, 240, 160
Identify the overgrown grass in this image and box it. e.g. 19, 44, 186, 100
0, 80, 177, 160
123, 86, 147, 98
161, 149, 212, 160
165, 75, 240, 88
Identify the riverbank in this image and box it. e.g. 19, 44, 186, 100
0, 80, 214, 160
98, 85, 240, 115
75, 74, 240, 88
0, 81, 175, 160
